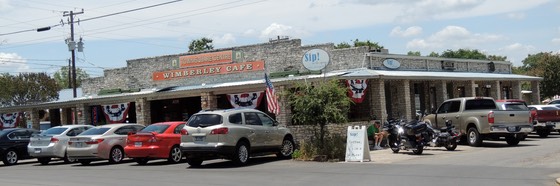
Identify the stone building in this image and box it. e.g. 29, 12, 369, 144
0, 38, 542, 141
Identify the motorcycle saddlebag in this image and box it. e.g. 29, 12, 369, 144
407, 123, 427, 135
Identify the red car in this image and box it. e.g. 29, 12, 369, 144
124, 121, 186, 165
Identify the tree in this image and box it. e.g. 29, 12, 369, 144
437, 48, 507, 61
334, 39, 384, 49
188, 37, 214, 52
427, 52, 440, 57
407, 51, 421, 56
284, 79, 353, 149
53, 66, 90, 89
524, 52, 560, 99
0, 73, 60, 106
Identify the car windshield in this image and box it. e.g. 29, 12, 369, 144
541, 107, 559, 110
139, 125, 170, 134
187, 114, 223, 127
0, 130, 9, 136
79, 127, 110, 135
503, 103, 528, 111
40, 127, 68, 135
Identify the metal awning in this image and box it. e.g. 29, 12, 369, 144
342, 68, 542, 81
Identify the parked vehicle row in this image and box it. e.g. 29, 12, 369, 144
1, 108, 295, 167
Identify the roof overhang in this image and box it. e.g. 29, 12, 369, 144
341, 68, 542, 81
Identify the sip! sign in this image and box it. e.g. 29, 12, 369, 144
302, 49, 330, 71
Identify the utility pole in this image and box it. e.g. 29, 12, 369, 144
63, 10, 83, 124
63, 10, 83, 98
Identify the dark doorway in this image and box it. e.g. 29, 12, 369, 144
151, 97, 201, 123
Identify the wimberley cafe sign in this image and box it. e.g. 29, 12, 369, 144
152, 50, 264, 81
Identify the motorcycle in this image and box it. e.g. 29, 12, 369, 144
426, 120, 460, 151
384, 119, 429, 155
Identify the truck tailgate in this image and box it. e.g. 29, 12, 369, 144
535, 110, 560, 122
493, 110, 531, 126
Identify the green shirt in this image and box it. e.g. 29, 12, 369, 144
367, 124, 380, 136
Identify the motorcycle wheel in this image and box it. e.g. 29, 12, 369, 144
445, 140, 457, 151
412, 144, 423, 155
389, 136, 400, 153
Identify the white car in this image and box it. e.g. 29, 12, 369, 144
67, 124, 144, 165
28, 125, 93, 165
180, 108, 295, 166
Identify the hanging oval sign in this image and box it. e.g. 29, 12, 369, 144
302, 49, 330, 71
382, 58, 400, 69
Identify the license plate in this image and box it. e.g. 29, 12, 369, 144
34, 148, 41, 153
135, 142, 142, 147
75, 142, 83, 148
507, 126, 516, 132
194, 136, 204, 142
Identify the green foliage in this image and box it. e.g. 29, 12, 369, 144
53, 66, 90, 89
521, 52, 548, 77
407, 51, 421, 56
427, 51, 440, 57
0, 73, 60, 106
334, 39, 384, 49
188, 37, 214, 52
539, 53, 560, 99
293, 133, 347, 161
284, 79, 352, 148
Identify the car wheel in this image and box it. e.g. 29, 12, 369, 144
38, 157, 51, 165
63, 152, 76, 164
167, 146, 183, 163
186, 158, 203, 167
505, 136, 520, 146
412, 144, 423, 155
79, 160, 91, 165
467, 127, 482, 147
445, 140, 457, 151
536, 129, 550, 138
276, 138, 294, 159
2, 149, 18, 166
134, 158, 149, 165
232, 141, 250, 166
108, 147, 124, 163
389, 135, 400, 153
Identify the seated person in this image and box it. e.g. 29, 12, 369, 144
371, 121, 388, 150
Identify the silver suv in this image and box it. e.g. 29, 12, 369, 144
180, 108, 294, 166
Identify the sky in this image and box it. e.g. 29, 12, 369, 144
1, 0, 559, 78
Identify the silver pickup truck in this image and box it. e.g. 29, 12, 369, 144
423, 97, 533, 147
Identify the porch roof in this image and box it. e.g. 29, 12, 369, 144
341, 68, 542, 81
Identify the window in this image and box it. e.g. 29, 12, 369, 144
66, 128, 81, 136
244, 112, 262, 126
115, 126, 134, 135
41, 127, 68, 135
465, 99, 497, 110
80, 128, 110, 135
7, 130, 30, 140
256, 113, 274, 127
229, 113, 242, 124
173, 124, 185, 134
437, 101, 460, 113
140, 125, 170, 134
541, 107, 559, 111
503, 103, 528, 111
187, 114, 223, 127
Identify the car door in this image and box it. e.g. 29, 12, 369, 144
435, 101, 461, 129
8, 130, 32, 158
243, 112, 266, 149
256, 112, 282, 147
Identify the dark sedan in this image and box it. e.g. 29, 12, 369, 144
0, 128, 40, 165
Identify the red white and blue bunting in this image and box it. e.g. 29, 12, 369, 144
0, 112, 21, 129
102, 103, 130, 123
346, 79, 368, 103
227, 91, 264, 109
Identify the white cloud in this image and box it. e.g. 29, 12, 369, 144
0, 0, 14, 12
406, 26, 505, 49
390, 26, 423, 37
506, 12, 525, 19
211, 33, 236, 46
0, 53, 30, 73
500, 43, 536, 51
259, 23, 310, 40
552, 38, 560, 44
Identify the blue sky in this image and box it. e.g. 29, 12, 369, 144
1, 0, 559, 77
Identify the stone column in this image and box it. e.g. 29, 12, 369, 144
435, 80, 448, 107
201, 92, 217, 110
30, 109, 40, 130
397, 80, 413, 121
76, 104, 91, 125
135, 98, 151, 125
60, 108, 70, 124
511, 81, 522, 99
275, 85, 292, 125
490, 80, 501, 99
531, 81, 541, 104
466, 80, 476, 97
370, 79, 387, 123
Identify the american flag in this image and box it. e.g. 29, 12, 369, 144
265, 73, 279, 115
